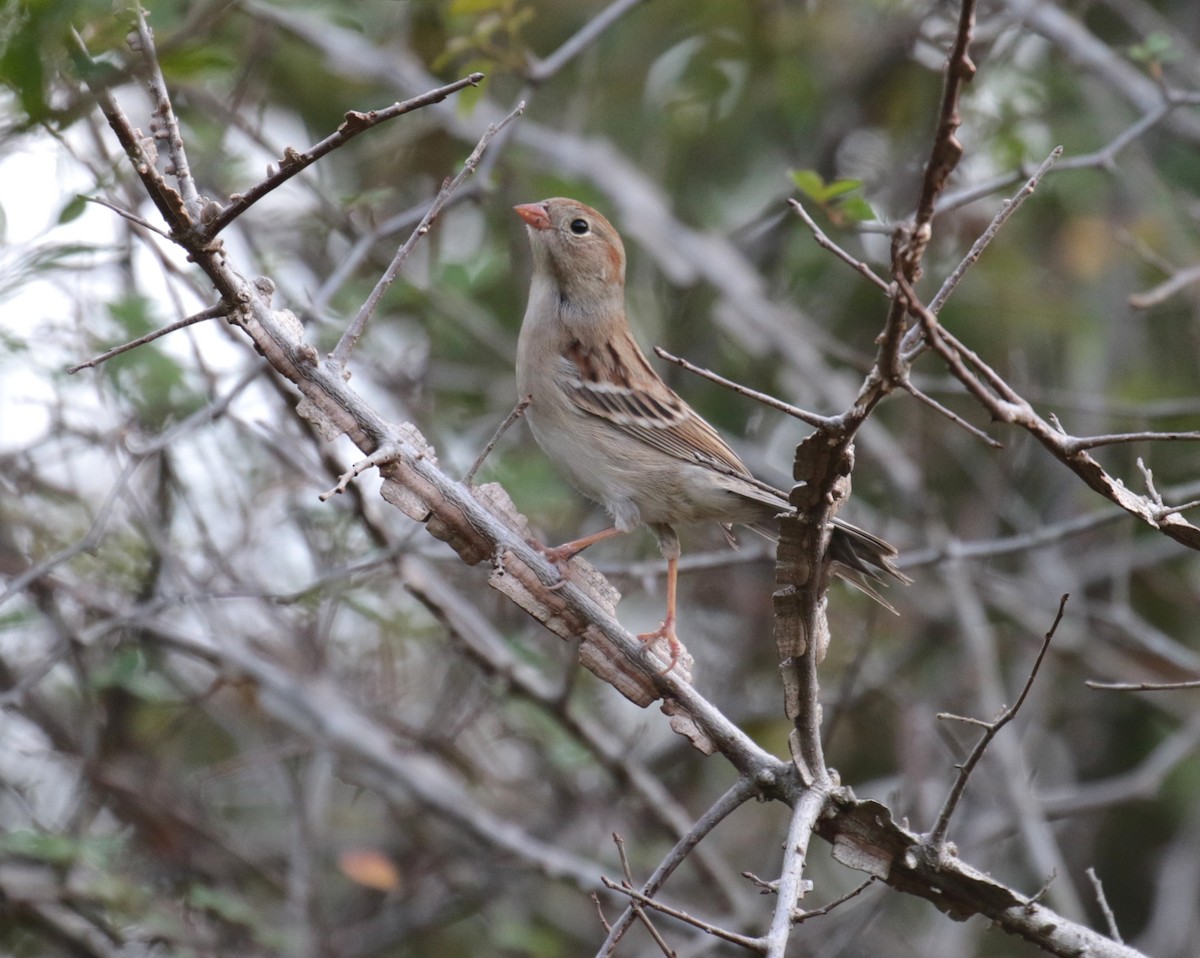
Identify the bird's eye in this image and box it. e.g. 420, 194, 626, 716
569, 218, 590, 235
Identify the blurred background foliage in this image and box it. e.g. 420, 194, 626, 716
1, 0, 1199, 955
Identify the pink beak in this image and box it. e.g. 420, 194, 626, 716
513, 202, 551, 230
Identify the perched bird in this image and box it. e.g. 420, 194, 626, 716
513, 197, 909, 670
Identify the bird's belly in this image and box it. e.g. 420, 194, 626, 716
527, 411, 769, 531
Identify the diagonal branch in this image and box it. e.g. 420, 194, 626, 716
204, 74, 486, 237
900, 275, 1200, 550
595, 776, 761, 955
67, 303, 228, 373
927, 594, 1068, 849
653, 347, 836, 430
329, 101, 524, 367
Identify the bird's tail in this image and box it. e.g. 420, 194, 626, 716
828, 518, 912, 614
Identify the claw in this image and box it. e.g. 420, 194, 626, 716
638, 614, 680, 674
541, 543, 582, 567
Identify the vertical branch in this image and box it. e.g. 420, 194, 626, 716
900, 0, 978, 281
763, 785, 831, 958
131, 8, 203, 223
775, 0, 977, 807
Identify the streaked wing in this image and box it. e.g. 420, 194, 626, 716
556, 328, 752, 479
572, 380, 752, 474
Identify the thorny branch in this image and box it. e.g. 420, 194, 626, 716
204, 74, 486, 237
766, 4, 982, 948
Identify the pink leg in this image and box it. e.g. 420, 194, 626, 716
540, 526, 625, 566
637, 553, 681, 672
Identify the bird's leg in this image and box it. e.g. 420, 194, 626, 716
637, 524, 683, 672
536, 527, 626, 591
637, 553, 681, 673
539, 526, 624, 566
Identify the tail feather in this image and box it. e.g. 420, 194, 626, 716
829, 517, 912, 613
720, 474, 911, 612
741, 512, 911, 613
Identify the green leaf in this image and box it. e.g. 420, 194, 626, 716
188, 884, 261, 930
0, 830, 83, 865
1128, 32, 1179, 64
450, 0, 507, 12
820, 178, 864, 201
840, 195, 876, 223
58, 194, 88, 224
789, 169, 825, 200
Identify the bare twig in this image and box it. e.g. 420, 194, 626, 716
898, 502, 1126, 567
1085, 677, 1200, 692
1055, 100, 1173, 173
929, 147, 1061, 314
319, 443, 401, 502
1129, 262, 1200, 309
124, 362, 266, 456
786, 198, 893, 294
793, 877, 877, 923
900, 147, 1061, 357
591, 893, 612, 933
599, 876, 764, 951
526, 0, 650, 82
900, 379, 1003, 447
611, 834, 671, 952
204, 74, 486, 237
653, 347, 835, 430
464, 395, 532, 485
932, 93, 1182, 220
329, 101, 525, 368
1085, 867, 1124, 944
927, 594, 1069, 849
0, 459, 142, 609
84, 195, 171, 237
596, 777, 759, 956
67, 304, 228, 372
899, 0, 977, 280
1066, 430, 1200, 452
1027, 871, 1058, 908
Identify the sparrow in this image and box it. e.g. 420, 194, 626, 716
513, 197, 909, 670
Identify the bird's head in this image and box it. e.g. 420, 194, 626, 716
514, 198, 626, 304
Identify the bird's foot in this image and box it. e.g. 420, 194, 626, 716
637, 616, 681, 675
540, 542, 582, 567
530, 540, 579, 590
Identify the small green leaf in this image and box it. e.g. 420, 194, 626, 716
58, 194, 88, 224
839, 195, 876, 223
1128, 32, 1179, 64
0, 831, 83, 865
188, 884, 261, 929
789, 169, 825, 200
820, 178, 863, 201
451, 0, 506, 12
